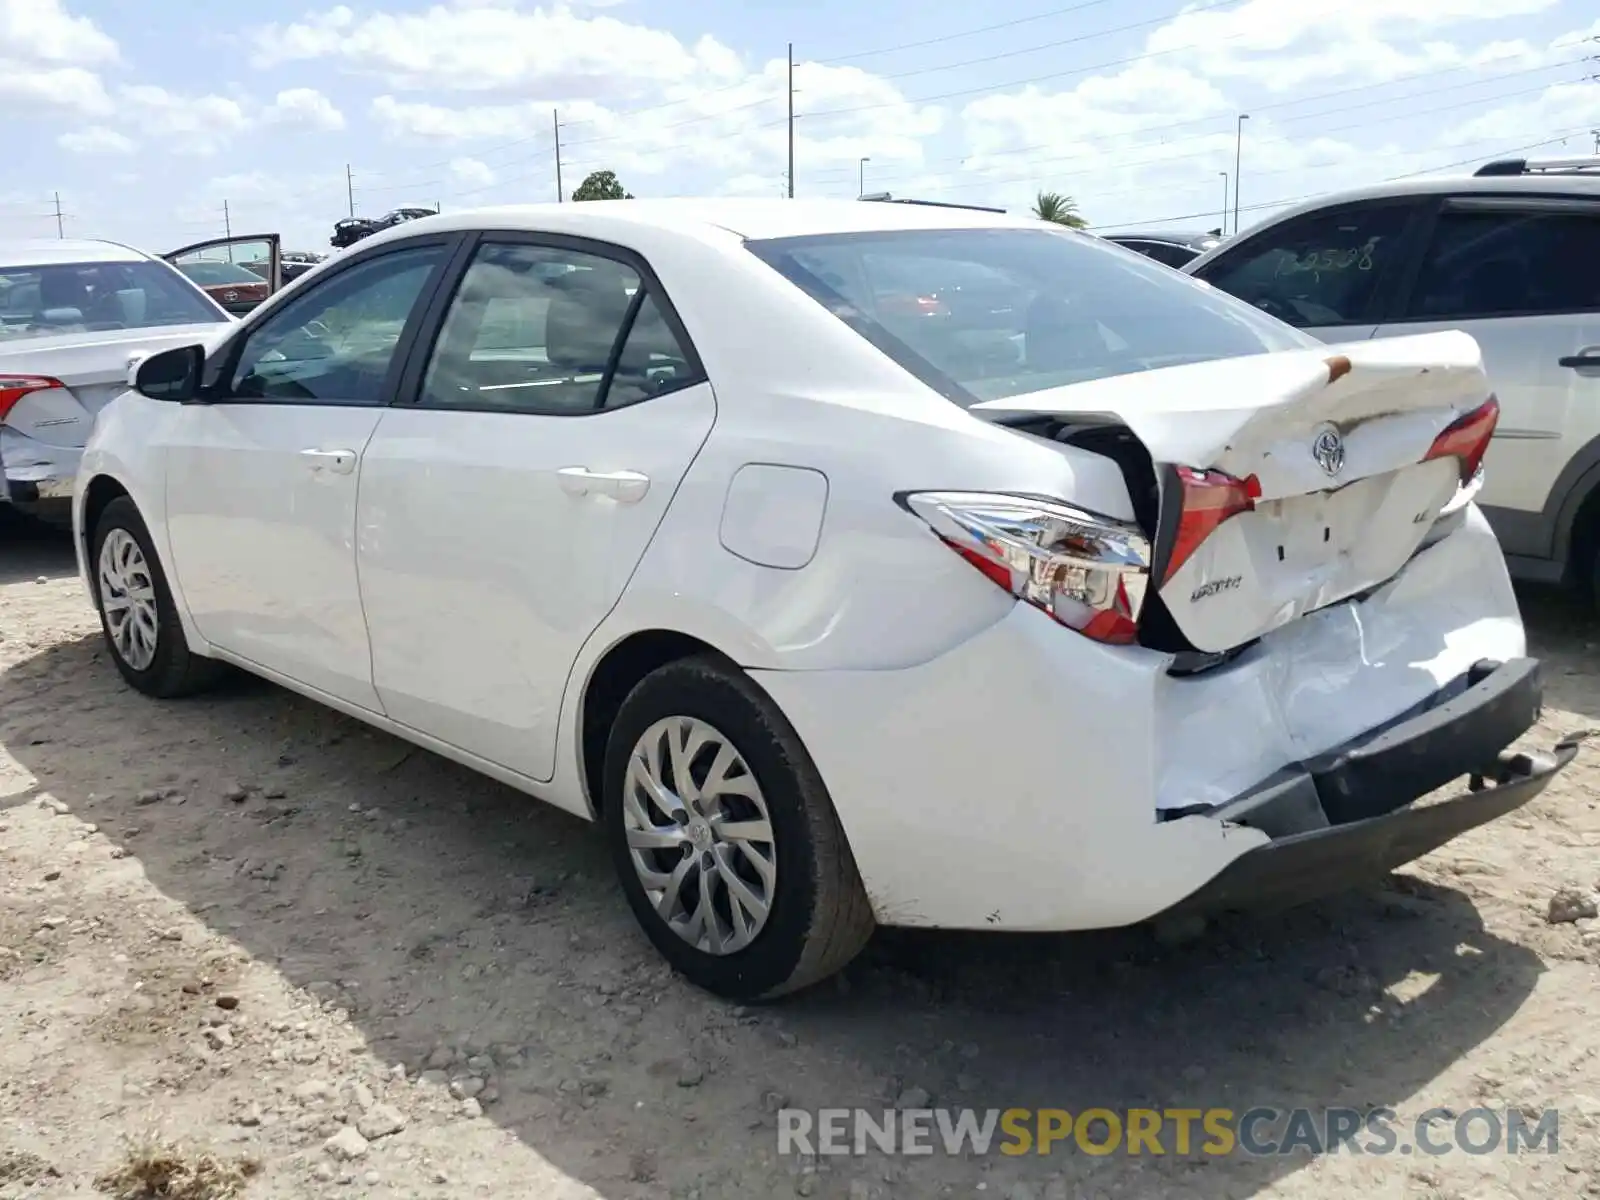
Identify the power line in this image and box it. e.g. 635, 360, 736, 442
837, 65, 1583, 196
815, 0, 1120, 64
803, 25, 1594, 121
874, 0, 1241, 83
804, 52, 1567, 181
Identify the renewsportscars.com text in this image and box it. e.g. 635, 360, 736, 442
778, 1106, 1560, 1158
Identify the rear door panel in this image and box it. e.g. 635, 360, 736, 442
356, 234, 716, 783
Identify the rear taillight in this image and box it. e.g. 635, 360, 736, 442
1161, 466, 1261, 585
0, 375, 64, 421
1424, 395, 1499, 484
904, 491, 1151, 644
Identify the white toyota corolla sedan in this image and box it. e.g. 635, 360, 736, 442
73, 198, 1573, 999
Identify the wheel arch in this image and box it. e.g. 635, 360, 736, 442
576, 628, 739, 819
1558, 470, 1600, 589
80, 473, 132, 555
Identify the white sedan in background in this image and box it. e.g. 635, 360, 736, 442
74, 199, 1573, 999
1, 234, 280, 520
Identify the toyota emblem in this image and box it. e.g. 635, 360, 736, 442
223, 289, 239, 302
1311, 425, 1345, 477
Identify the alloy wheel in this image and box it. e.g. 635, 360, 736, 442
98, 528, 159, 671
622, 715, 777, 955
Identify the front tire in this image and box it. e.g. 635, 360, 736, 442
90, 496, 224, 698
603, 656, 874, 1000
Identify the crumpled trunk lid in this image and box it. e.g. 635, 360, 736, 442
973, 330, 1494, 653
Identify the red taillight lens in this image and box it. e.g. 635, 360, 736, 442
1162, 466, 1261, 584
905, 491, 1152, 646
1424, 395, 1499, 484
0, 375, 64, 421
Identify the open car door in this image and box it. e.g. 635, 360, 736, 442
164, 233, 282, 316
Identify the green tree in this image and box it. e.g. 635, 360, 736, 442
1031, 190, 1087, 228
571, 170, 634, 202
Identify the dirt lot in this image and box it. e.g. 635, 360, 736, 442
2, 516, 1598, 1200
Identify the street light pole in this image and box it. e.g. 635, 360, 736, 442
787, 43, 795, 199
1232, 114, 1249, 236
858, 156, 870, 198
1219, 171, 1228, 234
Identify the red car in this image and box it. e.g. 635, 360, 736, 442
172, 260, 272, 315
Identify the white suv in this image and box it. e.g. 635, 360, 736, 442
1184, 155, 1600, 591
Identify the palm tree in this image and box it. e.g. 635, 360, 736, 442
1032, 190, 1087, 228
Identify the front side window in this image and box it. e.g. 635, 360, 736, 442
228, 244, 444, 404
1402, 206, 1600, 321
747, 226, 1311, 406
0, 257, 226, 343
420, 241, 699, 414
1195, 203, 1414, 328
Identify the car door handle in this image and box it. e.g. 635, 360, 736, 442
301, 448, 357, 475
557, 467, 651, 503
1558, 348, 1600, 370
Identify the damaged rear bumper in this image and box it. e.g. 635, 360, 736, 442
1153, 656, 1574, 921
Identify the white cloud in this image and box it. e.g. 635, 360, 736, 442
826, 3, 1600, 230
0, 0, 116, 116
19, 0, 1600, 253
449, 157, 496, 188
262, 87, 347, 132
365, 54, 940, 200
1, 0, 117, 64
115, 86, 250, 155
251, 2, 744, 94
58, 125, 136, 155
0, 63, 111, 115
1146, 0, 1561, 91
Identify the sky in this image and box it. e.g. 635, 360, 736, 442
4, 0, 1600, 255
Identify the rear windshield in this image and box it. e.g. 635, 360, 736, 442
177, 261, 264, 286
746, 227, 1313, 406
0, 257, 225, 343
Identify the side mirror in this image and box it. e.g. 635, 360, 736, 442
134, 344, 205, 403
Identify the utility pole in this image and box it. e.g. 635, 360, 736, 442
787, 43, 795, 198
345, 164, 355, 217
223, 199, 231, 238
1218, 172, 1228, 235
1592, 128, 1600, 154
554, 109, 564, 202
1232, 114, 1249, 238
53, 191, 64, 238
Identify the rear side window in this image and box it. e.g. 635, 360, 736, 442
747, 227, 1311, 407
1401, 206, 1600, 321
1195, 202, 1414, 328
419, 241, 701, 415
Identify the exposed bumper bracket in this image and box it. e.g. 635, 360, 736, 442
1152, 657, 1574, 921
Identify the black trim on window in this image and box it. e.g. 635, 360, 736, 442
595, 286, 649, 412
1380, 192, 1600, 326
392, 229, 709, 417
202, 233, 468, 408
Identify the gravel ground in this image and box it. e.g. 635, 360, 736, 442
2, 516, 1598, 1200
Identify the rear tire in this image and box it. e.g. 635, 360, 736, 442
602, 656, 875, 1000
90, 496, 224, 698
